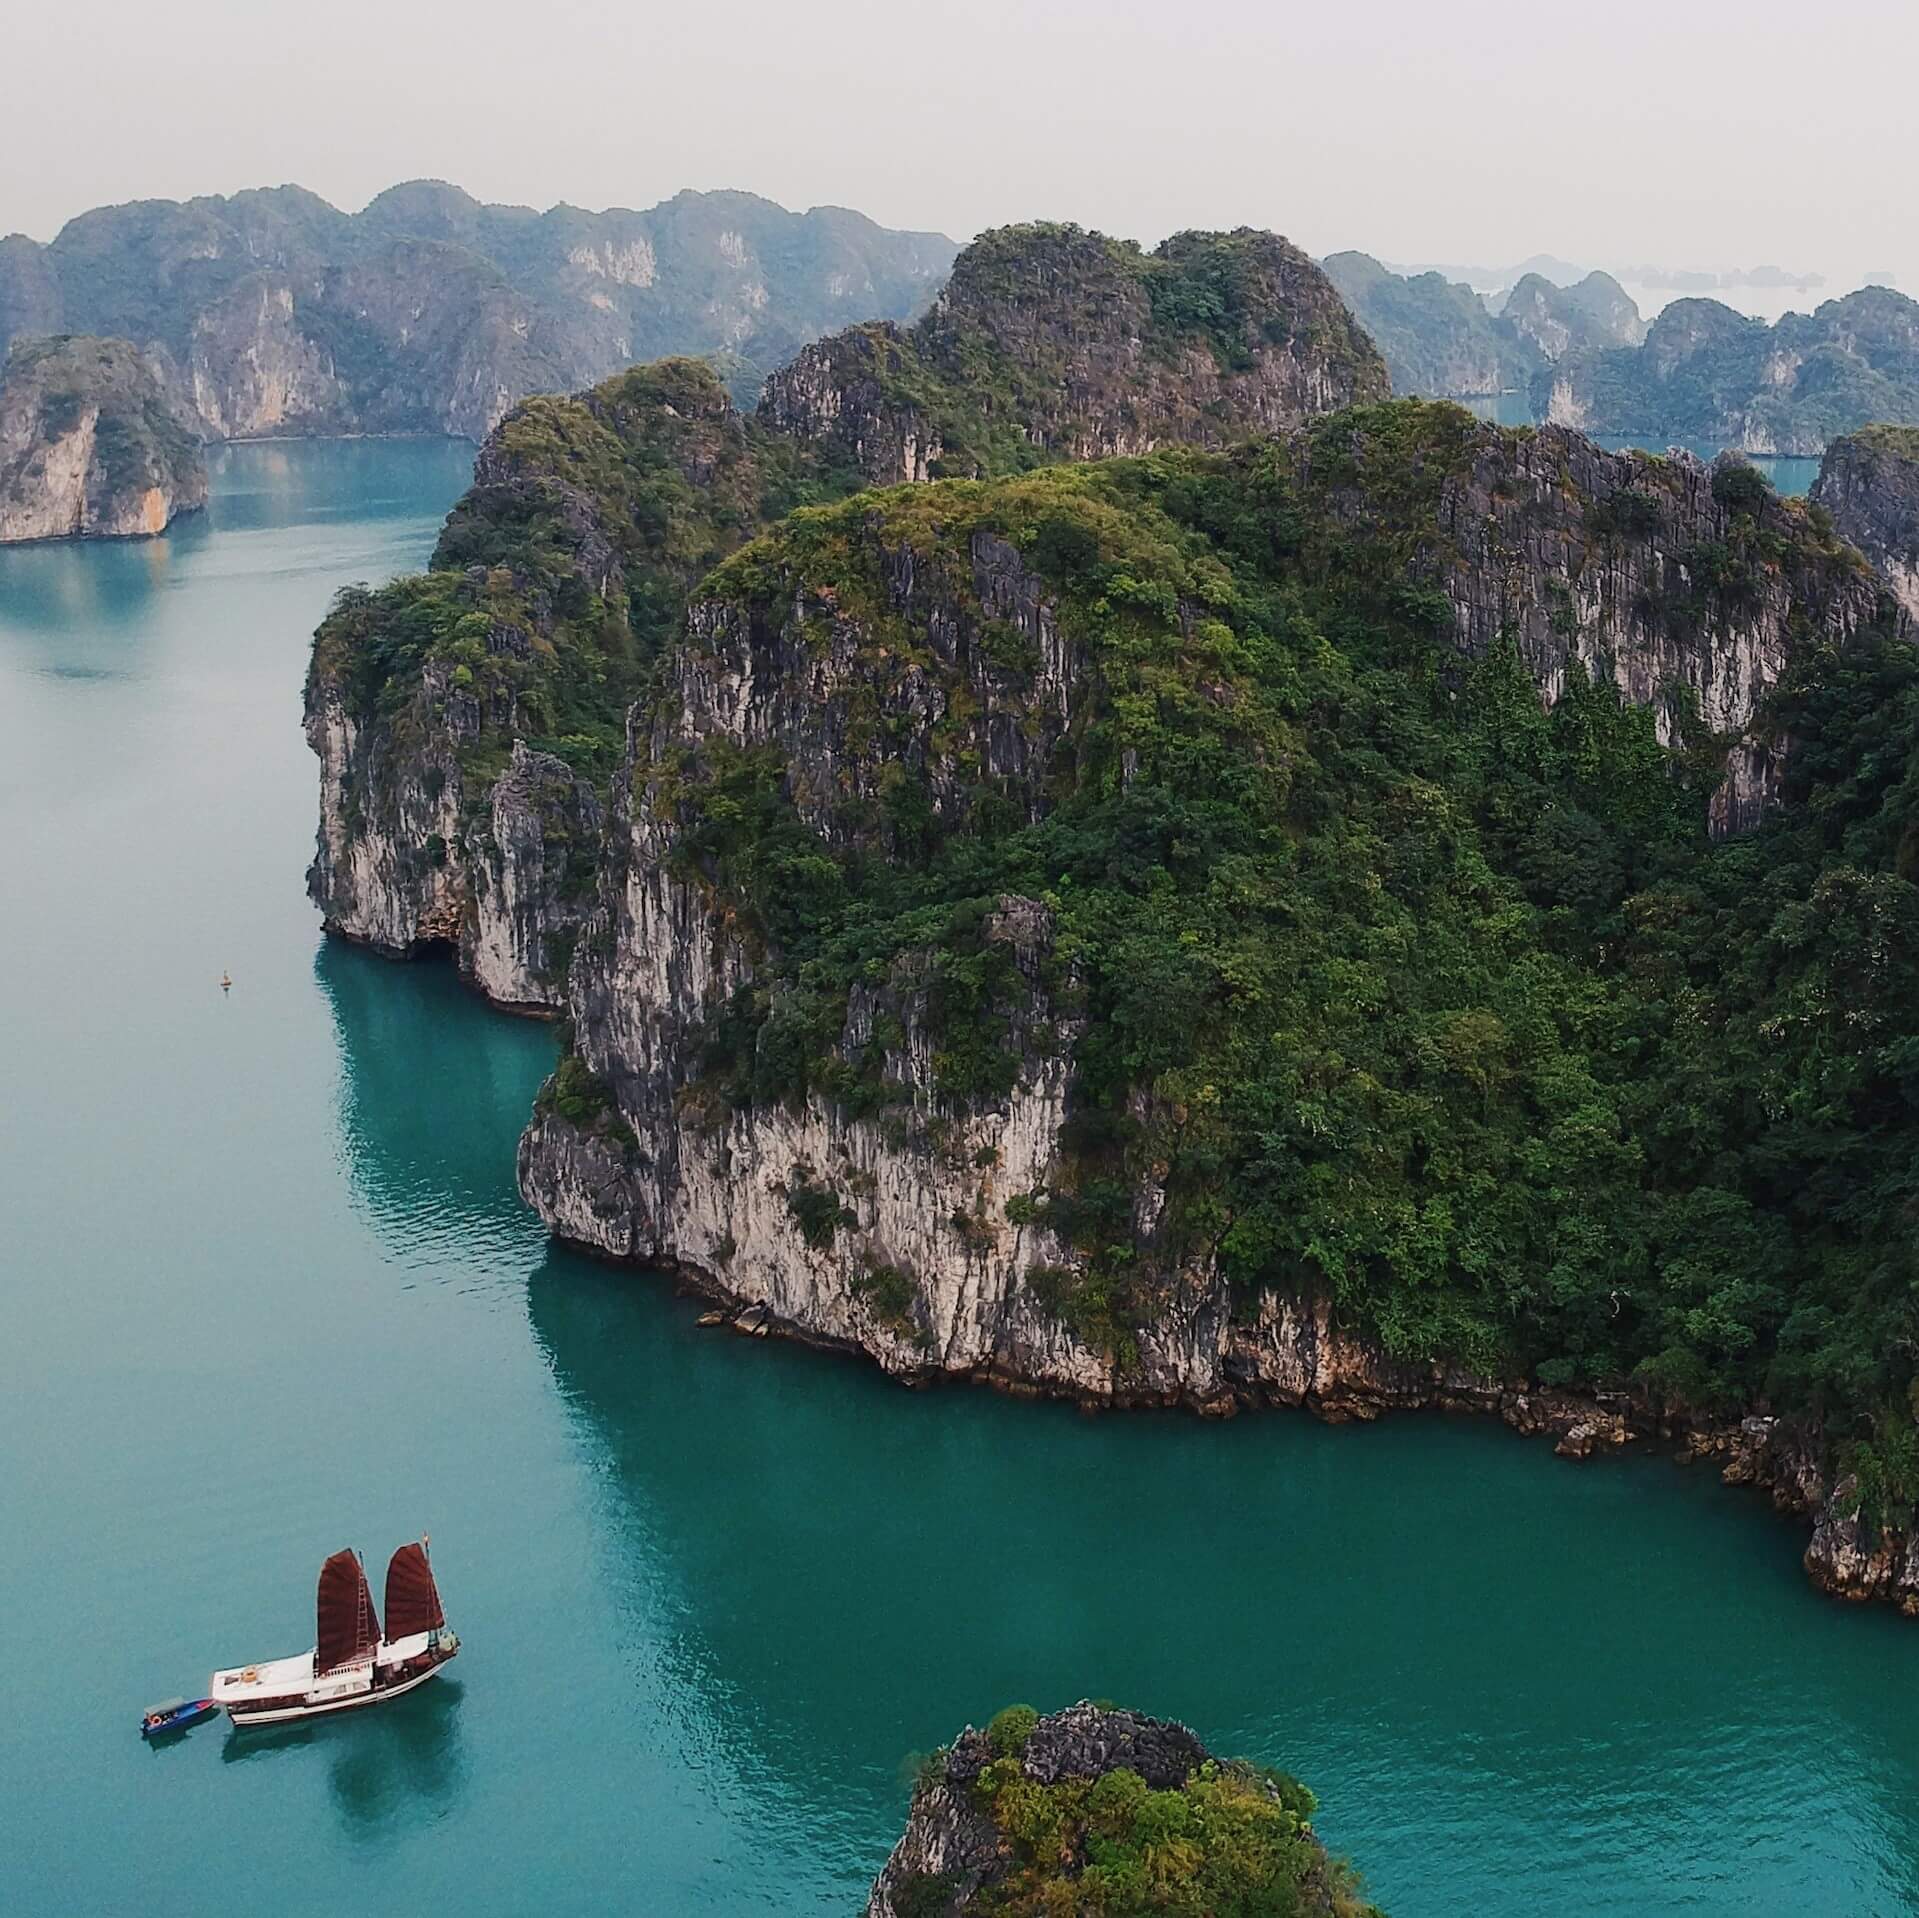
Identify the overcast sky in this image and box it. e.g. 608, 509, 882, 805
7, 0, 1913, 296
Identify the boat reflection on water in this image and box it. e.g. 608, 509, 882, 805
223, 1676, 469, 1834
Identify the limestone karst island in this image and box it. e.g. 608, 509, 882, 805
12, 5, 1919, 1913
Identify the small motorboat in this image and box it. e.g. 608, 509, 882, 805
211, 1538, 459, 1728
141, 1697, 217, 1739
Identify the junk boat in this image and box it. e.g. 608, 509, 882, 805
141, 1696, 217, 1738
211, 1539, 459, 1727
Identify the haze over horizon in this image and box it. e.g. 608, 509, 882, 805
7, 0, 1916, 308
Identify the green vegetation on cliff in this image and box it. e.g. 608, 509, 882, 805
763, 222, 1388, 481
875, 1703, 1377, 1917
960, 1753, 1340, 1915
307, 358, 862, 787
0, 334, 206, 540
661, 403, 1919, 1478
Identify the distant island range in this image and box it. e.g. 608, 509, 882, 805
0, 181, 957, 444
4, 179, 1919, 502
1325, 250, 1919, 455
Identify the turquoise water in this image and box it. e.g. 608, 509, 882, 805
6, 441, 1919, 1916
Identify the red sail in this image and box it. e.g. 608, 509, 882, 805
315, 1549, 381, 1674
383, 1541, 444, 1640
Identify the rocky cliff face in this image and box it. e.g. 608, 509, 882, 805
1305, 425, 1891, 831
1, 180, 957, 441
1540, 286, 1919, 453
1500, 270, 1645, 363
514, 404, 1912, 1611
761, 224, 1389, 482
0, 335, 206, 541
305, 590, 611, 1013
866, 1703, 1375, 1916
1811, 425, 1919, 619
304, 657, 601, 1013
302, 354, 851, 1009
518, 419, 1889, 1335
308, 223, 1385, 1018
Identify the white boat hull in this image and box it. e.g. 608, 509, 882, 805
225, 1657, 449, 1727
214, 1626, 459, 1728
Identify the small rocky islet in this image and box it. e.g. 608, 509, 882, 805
865, 1702, 1379, 1917
0, 335, 206, 542
302, 213, 1919, 1619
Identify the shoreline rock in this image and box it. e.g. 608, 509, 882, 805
537, 1210, 1912, 1618
0, 336, 207, 543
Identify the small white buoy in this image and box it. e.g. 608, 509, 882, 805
220, 972, 232, 992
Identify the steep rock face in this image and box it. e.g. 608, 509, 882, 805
309, 223, 1387, 1008
0, 335, 206, 541
467, 743, 605, 1010
761, 224, 1389, 482
866, 1703, 1374, 1916
1811, 425, 1919, 618
304, 669, 467, 958
303, 357, 831, 1007
1541, 286, 1919, 453
517, 408, 1912, 1610
168, 278, 347, 439
303, 664, 602, 1011
1500, 270, 1645, 363
1, 181, 958, 440
517, 533, 1116, 1385
1305, 425, 1892, 830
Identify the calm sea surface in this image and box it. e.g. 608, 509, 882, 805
4, 441, 1918, 1916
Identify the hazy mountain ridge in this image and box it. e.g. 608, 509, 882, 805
0, 181, 958, 441
1322, 251, 1642, 398
1542, 287, 1919, 453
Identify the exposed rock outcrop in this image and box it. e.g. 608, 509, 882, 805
512, 403, 1910, 1613
0, 335, 206, 541
1306, 427, 1893, 832
304, 659, 602, 1012
302, 355, 826, 1008
1811, 425, 1919, 619
1, 181, 957, 441
306, 222, 1387, 1009
761, 224, 1388, 483
866, 1703, 1376, 1917
1499, 269, 1645, 363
